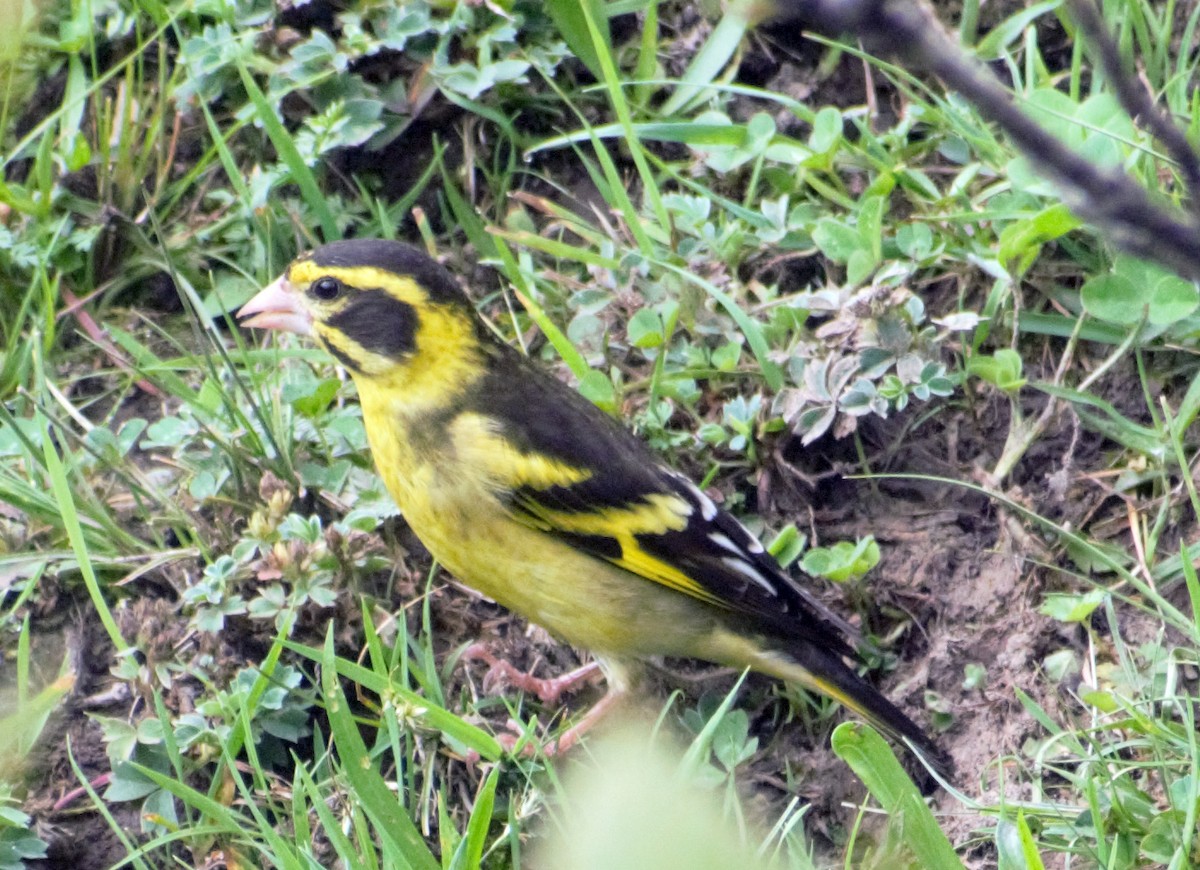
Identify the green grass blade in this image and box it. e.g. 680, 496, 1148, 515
320, 629, 441, 870
235, 59, 338, 240
36, 421, 128, 652
831, 722, 964, 869
448, 766, 500, 870
290, 639, 503, 760
544, 0, 611, 82
660, 0, 756, 116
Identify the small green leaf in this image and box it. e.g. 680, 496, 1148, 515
104, 762, 160, 802
967, 349, 1025, 393
290, 378, 341, 418
767, 524, 806, 568
995, 811, 1048, 870
1080, 689, 1118, 713
858, 195, 885, 262
832, 723, 964, 868
1041, 649, 1079, 683
712, 709, 756, 771
578, 370, 617, 413
808, 106, 842, 153
896, 223, 934, 260
1148, 271, 1199, 325
321, 631, 441, 870
962, 663, 987, 691
998, 203, 1082, 276
812, 218, 863, 264
64, 133, 91, 172
710, 341, 741, 372
846, 248, 879, 286
976, 0, 1062, 58
627, 308, 664, 348
544, 0, 611, 82
1141, 811, 1186, 864
1037, 589, 1106, 623
801, 537, 880, 582
1081, 273, 1143, 325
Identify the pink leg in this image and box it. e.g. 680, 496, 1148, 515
456, 645, 631, 761
461, 643, 602, 704
53, 772, 112, 811
488, 687, 626, 758
541, 687, 623, 755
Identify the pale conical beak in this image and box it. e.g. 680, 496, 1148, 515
237, 276, 313, 335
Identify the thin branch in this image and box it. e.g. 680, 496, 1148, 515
768, 0, 1200, 281
1067, 0, 1200, 214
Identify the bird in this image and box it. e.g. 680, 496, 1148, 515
237, 237, 950, 776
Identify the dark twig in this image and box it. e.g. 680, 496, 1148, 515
1067, 0, 1200, 214
766, 0, 1200, 281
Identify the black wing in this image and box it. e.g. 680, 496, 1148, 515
473, 343, 857, 660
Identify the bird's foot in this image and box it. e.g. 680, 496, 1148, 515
460, 643, 602, 704
462, 689, 624, 765
535, 689, 622, 754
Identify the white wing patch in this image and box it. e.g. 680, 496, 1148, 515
708, 532, 742, 555
664, 467, 782, 597
675, 473, 718, 520
720, 556, 778, 595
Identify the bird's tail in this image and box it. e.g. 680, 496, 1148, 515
709, 628, 953, 780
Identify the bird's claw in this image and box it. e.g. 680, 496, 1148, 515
460, 643, 601, 704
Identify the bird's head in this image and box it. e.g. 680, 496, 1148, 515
238, 239, 482, 382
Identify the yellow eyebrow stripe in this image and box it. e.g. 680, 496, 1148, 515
288, 262, 427, 304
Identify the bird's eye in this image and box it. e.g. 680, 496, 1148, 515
311, 277, 343, 301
